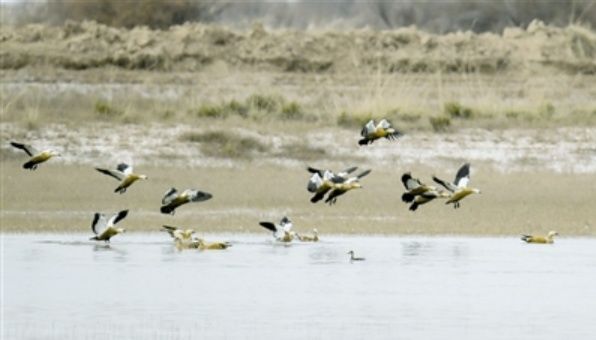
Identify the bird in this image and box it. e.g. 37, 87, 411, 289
307, 166, 358, 203
10, 141, 60, 170
521, 231, 559, 244
296, 228, 319, 242
89, 210, 129, 242
189, 238, 232, 250
408, 189, 451, 211
347, 250, 365, 261
401, 172, 436, 203
160, 188, 213, 215
95, 163, 148, 194
259, 216, 295, 242
432, 163, 481, 209
161, 225, 195, 242
358, 119, 402, 146
325, 169, 372, 205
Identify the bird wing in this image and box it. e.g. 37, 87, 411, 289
454, 163, 471, 188
282, 219, 293, 232
188, 190, 213, 202
307, 173, 322, 192
162, 188, 178, 205
377, 119, 391, 129
161, 225, 179, 238
306, 166, 324, 176
357, 169, 372, 179
95, 168, 125, 181
337, 166, 358, 177
91, 213, 108, 235
10, 142, 38, 157
117, 163, 133, 176
361, 120, 376, 137
401, 173, 422, 190
107, 210, 129, 227
259, 222, 277, 233
432, 176, 457, 192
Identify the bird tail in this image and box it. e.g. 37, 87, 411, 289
409, 202, 419, 211
521, 235, 531, 243
402, 193, 415, 203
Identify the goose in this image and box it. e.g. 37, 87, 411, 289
95, 163, 148, 194
358, 119, 402, 146
10, 141, 60, 170
307, 166, 357, 203
259, 216, 295, 242
347, 250, 365, 261
189, 238, 232, 250
296, 228, 319, 242
161, 225, 195, 242
521, 231, 559, 244
160, 188, 213, 215
325, 169, 372, 205
401, 172, 436, 203
89, 210, 129, 242
409, 190, 450, 211
432, 163, 481, 209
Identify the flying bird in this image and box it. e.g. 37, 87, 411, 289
95, 163, 148, 194
358, 119, 402, 146
408, 190, 450, 211
160, 188, 213, 215
432, 163, 481, 209
259, 216, 295, 242
10, 141, 60, 170
89, 210, 129, 242
325, 169, 372, 205
307, 166, 358, 203
401, 172, 436, 203
521, 231, 559, 244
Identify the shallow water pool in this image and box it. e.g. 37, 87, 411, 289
3, 233, 596, 339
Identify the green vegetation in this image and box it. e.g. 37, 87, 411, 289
444, 101, 474, 119
429, 116, 451, 132
180, 130, 268, 159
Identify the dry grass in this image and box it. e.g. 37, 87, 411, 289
1, 161, 594, 235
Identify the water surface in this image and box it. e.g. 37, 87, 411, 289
3, 233, 596, 339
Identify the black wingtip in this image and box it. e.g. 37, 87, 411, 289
358, 139, 369, 146
402, 193, 415, 203
409, 202, 419, 211
160, 205, 173, 214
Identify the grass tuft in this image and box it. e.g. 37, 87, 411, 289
444, 101, 474, 119
429, 116, 451, 132
180, 130, 268, 159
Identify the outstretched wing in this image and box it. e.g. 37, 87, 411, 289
361, 120, 376, 137
117, 163, 133, 176
432, 176, 457, 192
108, 210, 129, 227
377, 119, 392, 129
337, 166, 358, 178
307, 173, 322, 193
91, 213, 108, 235
401, 173, 421, 190
95, 168, 125, 181
161, 225, 179, 238
357, 169, 372, 179
259, 222, 277, 233
10, 142, 38, 157
162, 188, 178, 205
188, 190, 213, 202
307, 166, 324, 177
454, 163, 471, 188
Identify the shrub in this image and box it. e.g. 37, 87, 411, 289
94, 100, 122, 119
180, 130, 268, 159
429, 116, 451, 132
195, 104, 227, 119
444, 101, 474, 119
280, 101, 304, 120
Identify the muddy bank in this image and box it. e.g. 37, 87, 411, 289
1, 20, 595, 74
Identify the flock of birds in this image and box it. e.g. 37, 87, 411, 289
9, 118, 559, 261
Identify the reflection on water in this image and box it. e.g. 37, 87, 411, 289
4, 233, 596, 340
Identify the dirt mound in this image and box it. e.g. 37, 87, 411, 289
1, 20, 595, 74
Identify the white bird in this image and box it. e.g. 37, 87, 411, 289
432, 163, 481, 209
89, 210, 129, 242
259, 216, 295, 242
95, 163, 148, 194
160, 188, 213, 215
10, 141, 60, 170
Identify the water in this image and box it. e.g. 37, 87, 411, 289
3, 233, 596, 340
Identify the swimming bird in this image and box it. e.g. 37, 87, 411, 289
325, 169, 372, 205
296, 228, 319, 242
521, 231, 559, 244
189, 238, 232, 250
10, 141, 60, 170
401, 172, 436, 203
432, 163, 481, 209
358, 119, 402, 146
89, 210, 129, 242
161, 225, 195, 242
259, 216, 295, 242
347, 250, 365, 261
160, 188, 213, 215
95, 163, 148, 194
409, 189, 450, 211
307, 166, 357, 203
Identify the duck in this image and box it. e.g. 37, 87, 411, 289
95, 163, 148, 194
89, 210, 129, 242
189, 238, 232, 250
358, 119, 402, 146
259, 216, 295, 242
408, 189, 450, 211
161, 225, 195, 242
296, 228, 319, 242
347, 250, 365, 261
401, 172, 436, 203
307, 166, 357, 203
160, 188, 213, 215
325, 169, 372, 205
10, 141, 60, 170
432, 163, 481, 209
521, 231, 559, 244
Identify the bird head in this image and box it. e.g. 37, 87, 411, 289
116, 228, 126, 234
548, 231, 559, 238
